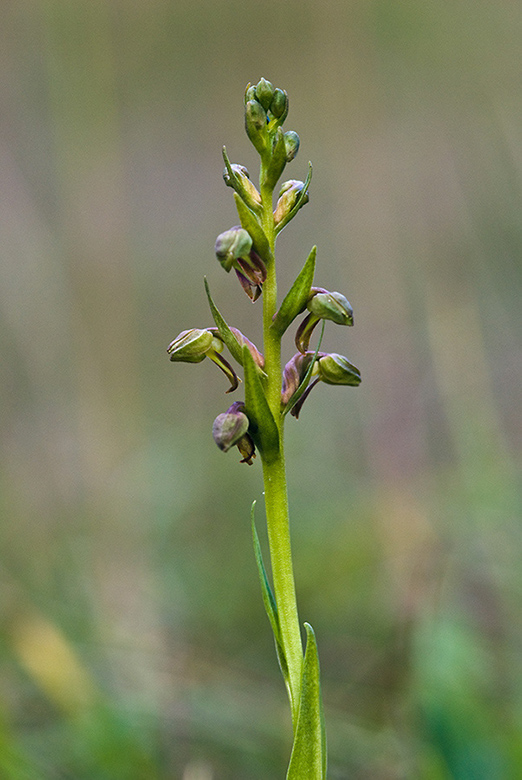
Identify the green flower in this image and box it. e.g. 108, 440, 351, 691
215, 227, 267, 301
282, 351, 360, 418
295, 288, 354, 353
167, 328, 239, 392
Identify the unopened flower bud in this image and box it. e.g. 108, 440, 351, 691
245, 84, 257, 102
317, 353, 361, 386
223, 163, 249, 186
255, 78, 274, 110
223, 163, 262, 209
270, 88, 288, 120
273, 180, 309, 227
281, 352, 314, 406
167, 328, 214, 363
215, 226, 252, 272
308, 290, 353, 326
229, 327, 264, 369
213, 401, 249, 452
245, 100, 268, 153
284, 131, 300, 162
234, 249, 267, 301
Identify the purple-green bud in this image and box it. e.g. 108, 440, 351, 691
284, 131, 300, 162
273, 180, 309, 227
245, 100, 268, 153
229, 327, 264, 369
213, 401, 249, 452
215, 226, 253, 272
281, 352, 315, 406
167, 328, 215, 363
308, 290, 353, 326
255, 78, 275, 110
317, 353, 361, 386
270, 88, 288, 120
223, 164, 262, 209
223, 163, 249, 185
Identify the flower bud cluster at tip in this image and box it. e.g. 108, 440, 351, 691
244, 78, 300, 165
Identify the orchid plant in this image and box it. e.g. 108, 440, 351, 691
167, 78, 361, 778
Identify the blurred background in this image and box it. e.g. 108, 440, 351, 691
1, 1, 521, 777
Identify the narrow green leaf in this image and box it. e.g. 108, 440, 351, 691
203, 277, 244, 365
234, 193, 273, 262
283, 321, 325, 417
251, 502, 279, 640
286, 623, 327, 780
251, 502, 290, 689
271, 246, 316, 336
243, 344, 279, 461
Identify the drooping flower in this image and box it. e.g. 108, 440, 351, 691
167, 328, 239, 392
295, 288, 353, 353
212, 401, 256, 464
215, 226, 267, 301
281, 351, 361, 418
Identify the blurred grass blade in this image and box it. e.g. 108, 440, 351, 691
271, 246, 316, 336
251, 502, 290, 689
286, 623, 326, 780
243, 344, 279, 460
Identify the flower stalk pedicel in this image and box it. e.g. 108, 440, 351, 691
167, 78, 361, 778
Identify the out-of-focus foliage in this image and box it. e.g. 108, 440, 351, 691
1, 1, 521, 777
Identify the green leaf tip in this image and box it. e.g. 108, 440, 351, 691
243, 345, 279, 460
203, 277, 244, 366
286, 622, 327, 780
234, 194, 273, 263
271, 246, 316, 336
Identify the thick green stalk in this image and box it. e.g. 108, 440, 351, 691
259, 169, 303, 720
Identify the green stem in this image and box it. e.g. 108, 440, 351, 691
259, 164, 303, 722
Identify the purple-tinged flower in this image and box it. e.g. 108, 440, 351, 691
273, 180, 309, 228
215, 227, 267, 300
212, 401, 256, 465
282, 350, 361, 418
